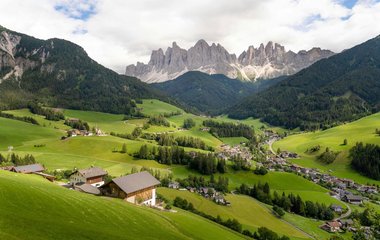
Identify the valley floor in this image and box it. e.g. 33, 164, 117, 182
0, 99, 379, 239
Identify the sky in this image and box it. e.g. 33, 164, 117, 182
1, 0, 380, 73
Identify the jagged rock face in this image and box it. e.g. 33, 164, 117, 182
0, 31, 21, 80
126, 40, 334, 83
0, 30, 49, 82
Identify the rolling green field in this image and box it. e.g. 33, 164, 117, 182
0, 99, 369, 239
158, 188, 353, 240
273, 112, 380, 185
220, 137, 249, 145
158, 188, 309, 239
0, 171, 247, 240
137, 99, 184, 116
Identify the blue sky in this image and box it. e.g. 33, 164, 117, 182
54, 0, 97, 21
341, 0, 357, 8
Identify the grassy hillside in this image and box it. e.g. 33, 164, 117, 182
0, 171, 247, 240
158, 188, 309, 239
0, 117, 63, 148
159, 188, 352, 240
137, 99, 184, 116
273, 112, 380, 185
0, 99, 354, 238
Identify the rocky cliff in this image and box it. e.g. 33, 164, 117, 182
126, 40, 334, 83
0, 26, 170, 113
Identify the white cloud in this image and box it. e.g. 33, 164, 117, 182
0, 0, 380, 73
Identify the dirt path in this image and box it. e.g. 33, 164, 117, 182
335, 202, 352, 221
267, 138, 277, 155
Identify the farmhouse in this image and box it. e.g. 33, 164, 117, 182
100, 171, 160, 206
168, 181, 180, 189
342, 194, 363, 204
320, 221, 341, 232
330, 204, 343, 213
70, 167, 107, 187
338, 219, 354, 229
11, 163, 44, 173
10, 164, 56, 182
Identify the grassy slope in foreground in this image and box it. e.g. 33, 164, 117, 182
158, 188, 309, 239
159, 188, 353, 240
0, 171, 246, 240
273, 112, 380, 185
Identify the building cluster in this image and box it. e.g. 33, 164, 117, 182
69, 167, 160, 206
168, 181, 231, 206
320, 219, 354, 232
263, 137, 377, 206
217, 144, 252, 162
67, 128, 105, 137
320, 219, 374, 237
2, 164, 160, 207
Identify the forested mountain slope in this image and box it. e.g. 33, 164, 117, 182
153, 71, 285, 115
0, 25, 170, 114
228, 35, 380, 130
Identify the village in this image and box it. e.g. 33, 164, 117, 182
262, 130, 380, 235
1, 129, 379, 237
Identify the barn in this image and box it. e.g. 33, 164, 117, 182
101, 171, 160, 206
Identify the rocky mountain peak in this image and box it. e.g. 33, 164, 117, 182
194, 39, 209, 48
126, 40, 334, 83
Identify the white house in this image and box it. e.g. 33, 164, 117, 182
70, 167, 107, 187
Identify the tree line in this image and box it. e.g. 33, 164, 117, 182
350, 142, 380, 180
147, 115, 170, 127
64, 119, 90, 131
230, 154, 251, 171
203, 120, 254, 139
157, 133, 213, 151
173, 175, 229, 193
0, 111, 39, 125
183, 118, 196, 129
28, 103, 64, 121
318, 147, 340, 164
237, 182, 334, 220
0, 153, 36, 166
134, 145, 226, 175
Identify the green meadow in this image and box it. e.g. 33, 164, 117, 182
137, 99, 184, 116
158, 188, 309, 240
0, 171, 246, 240
273, 112, 380, 185
159, 188, 352, 240
0, 99, 369, 239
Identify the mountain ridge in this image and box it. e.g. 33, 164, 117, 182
0, 26, 172, 114
126, 40, 334, 83
152, 71, 286, 115
227, 34, 380, 130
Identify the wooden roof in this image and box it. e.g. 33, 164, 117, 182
75, 183, 101, 195
71, 167, 107, 179
12, 164, 44, 173
111, 171, 160, 194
